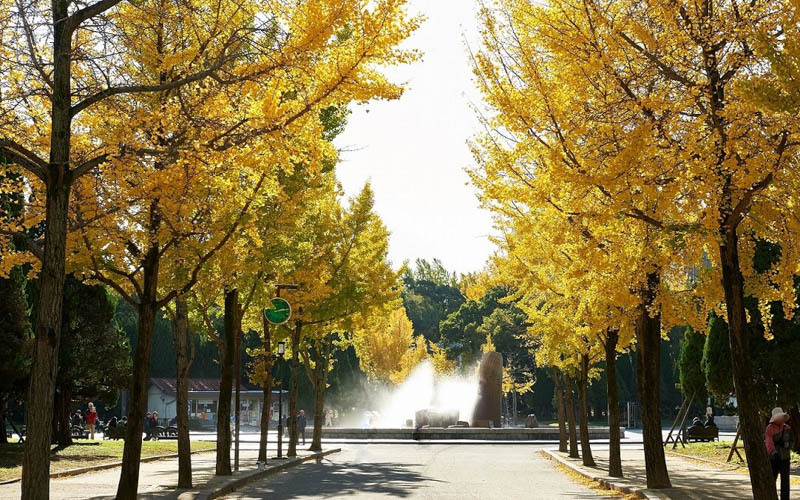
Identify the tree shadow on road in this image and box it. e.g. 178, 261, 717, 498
222, 459, 441, 499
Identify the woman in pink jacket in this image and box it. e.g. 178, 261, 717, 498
765, 407, 793, 500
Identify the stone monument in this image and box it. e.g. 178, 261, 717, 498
470, 351, 503, 428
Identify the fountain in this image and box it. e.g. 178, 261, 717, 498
318, 351, 623, 441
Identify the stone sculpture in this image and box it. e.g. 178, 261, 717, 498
470, 351, 503, 428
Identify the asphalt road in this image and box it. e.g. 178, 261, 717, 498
223, 444, 615, 499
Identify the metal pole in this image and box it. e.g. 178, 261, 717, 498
277, 387, 283, 458
277, 287, 282, 459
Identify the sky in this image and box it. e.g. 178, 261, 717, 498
334, 0, 495, 275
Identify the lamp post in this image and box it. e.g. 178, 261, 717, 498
275, 341, 286, 459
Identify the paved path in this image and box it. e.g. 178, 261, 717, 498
0, 443, 319, 500
556, 448, 799, 499
222, 444, 614, 499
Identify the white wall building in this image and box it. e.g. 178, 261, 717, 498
146, 378, 288, 427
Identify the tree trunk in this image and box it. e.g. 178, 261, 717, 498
215, 289, 238, 476
790, 405, 800, 454
635, 271, 671, 489
565, 376, 579, 459
53, 387, 72, 446
174, 294, 192, 488
719, 229, 776, 499
258, 317, 272, 463
234, 307, 242, 471
0, 395, 7, 445
287, 320, 301, 457
605, 330, 623, 478
578, 354, 595, 467
553, 369, 568, 453
116, 248, 160, 500
21, 2, 72, 495
309, 335, 331, 452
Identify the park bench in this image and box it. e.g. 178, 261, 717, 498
104, 424, 126, 440
150, 425, 166, 440
686, 425, 719, 442
71, 425, 89, 439
150, 425, 179, 439
160, 426, 179, 439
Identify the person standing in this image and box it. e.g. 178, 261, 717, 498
765, 407, 793, 500
297, 410, 307, 445
71, 409, 82, 428
86, 403, 98, 440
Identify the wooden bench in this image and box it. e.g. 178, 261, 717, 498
686, 425, 719, 442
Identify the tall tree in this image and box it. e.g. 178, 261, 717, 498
44, 277, 131, 446
0, 1, 267, 493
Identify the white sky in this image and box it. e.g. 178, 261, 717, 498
334, 0, 494, 275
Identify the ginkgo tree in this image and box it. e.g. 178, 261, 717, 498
0, 1, 419, 498
470, 0, 705, 485
285, 183, 401, 453
353, 306, 414, 384
0, 0, 267, 494
472, 0, 800, 496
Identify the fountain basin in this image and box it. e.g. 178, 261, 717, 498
319, 426, 625, 441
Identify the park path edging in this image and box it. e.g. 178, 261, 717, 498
664, 450, 743, 470
0, 447, 217, 485
542, 449, 677, 499
196, 448, 341, 499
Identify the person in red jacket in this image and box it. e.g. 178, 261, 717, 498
86, 402, 98, 440
765, 407, 793, 500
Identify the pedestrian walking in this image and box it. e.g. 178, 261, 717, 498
86, 402, 98, 440
144, 411, 153, 441
766, 407, 793, 500
297, 409, 307, 445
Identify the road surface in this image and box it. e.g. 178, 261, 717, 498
223, 444, 615, 499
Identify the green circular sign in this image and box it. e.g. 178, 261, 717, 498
264, 297, 291, 324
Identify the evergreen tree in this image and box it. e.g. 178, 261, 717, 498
678, 327, 707, 404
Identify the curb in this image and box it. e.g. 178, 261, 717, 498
542, 450, 677, 499
664, 450, 743, 469
0, 447, 217, 485
199, 448, 341, 499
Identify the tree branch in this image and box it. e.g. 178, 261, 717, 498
70, 64, 227, 118
67, 0, 125, 33
0, 229, 43, 261
71, 153, 110, 179
0, 141, 48, 181
724, 132, 787, 231
616, 31, 696, 88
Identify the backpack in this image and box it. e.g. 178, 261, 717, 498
774, 425, 794, 460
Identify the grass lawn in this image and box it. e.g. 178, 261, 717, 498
670, 441, 800, 485
0, 440, 216, 482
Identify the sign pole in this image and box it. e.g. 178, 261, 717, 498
264, 283, 296, 460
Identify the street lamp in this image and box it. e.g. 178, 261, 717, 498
274, 341, 287, 459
